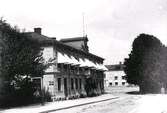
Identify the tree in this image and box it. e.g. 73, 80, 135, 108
0, 19, 46, 107
124, 33, 166, 93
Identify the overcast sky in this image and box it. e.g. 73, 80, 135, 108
0, 0, 167, 64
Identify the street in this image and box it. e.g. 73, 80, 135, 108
50, 87, 167, 113
2, 86, 167, 113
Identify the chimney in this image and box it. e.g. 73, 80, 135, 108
119, 62, 123, 70
34, 28, 41, 34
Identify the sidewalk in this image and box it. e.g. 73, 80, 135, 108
1, 94, 118, 113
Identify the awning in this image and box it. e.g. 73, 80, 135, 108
79, 58, 87, 67
84, 59, 96, 68
57, 52, 107, 71
96, 64, 108, 71
57, 52, 69, 64
70, 56, 80, 66
57, 52, 80, 65
79, 58, 107, 71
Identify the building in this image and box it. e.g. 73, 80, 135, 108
27, 28, 107, 100
105, 62, 128, 87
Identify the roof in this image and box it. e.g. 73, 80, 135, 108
60, 36, 88, 42
25, 32, 53, 43
105, 63, 124, 71
25, 32, 104, 63
56, 40, 104, 63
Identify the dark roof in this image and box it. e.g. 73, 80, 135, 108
56, 41, 104, 63
25, 32, 53, 42
60, 36, 88, 42
105, 64, 124, 71
25, 32, 104, 63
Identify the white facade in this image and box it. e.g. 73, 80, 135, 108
42, 47, 57, 96
105, 70, 128, 87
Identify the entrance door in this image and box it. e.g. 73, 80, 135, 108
64, 78, 68, 97
32, 77, 41, 90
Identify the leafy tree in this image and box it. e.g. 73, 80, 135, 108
124, 33, 166, 93
0, 19, 46, 107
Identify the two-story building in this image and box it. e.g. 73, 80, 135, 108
105, 62, 128, 87
27, 28, 107, 100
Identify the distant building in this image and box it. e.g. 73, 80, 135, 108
26, 28, 107, 100
105, 62, 128, 87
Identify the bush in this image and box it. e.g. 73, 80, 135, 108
0, 18, 46, 107
0, 80, 36, 108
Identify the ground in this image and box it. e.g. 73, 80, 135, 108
51, 87, 167, 113
2, 86, 167, 113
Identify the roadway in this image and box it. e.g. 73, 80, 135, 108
50, 87, 167, 113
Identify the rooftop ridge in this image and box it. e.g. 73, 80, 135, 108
60, 36, 88, 42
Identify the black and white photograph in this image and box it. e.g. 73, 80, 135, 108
0, 0, 167, 113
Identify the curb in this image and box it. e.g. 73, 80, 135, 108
40, 96, 119, 113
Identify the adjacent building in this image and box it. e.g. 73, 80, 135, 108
105, 62, 128, 87
27, 28, 107, 100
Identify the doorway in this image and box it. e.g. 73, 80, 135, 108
64, 78, 68, 97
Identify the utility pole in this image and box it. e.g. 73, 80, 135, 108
82, 12, 86, 37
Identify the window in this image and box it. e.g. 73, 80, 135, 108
114, 76, 118, 80
76, 67, 80, 75
79, 78, 82, 89
75, 78, 78, 89
64, 64, 68, 72
115, 82, 118, 86
85, 69, 90, 75
49, 81, 54, 85
122, 82, 125, 85
109, 82, 112, 86
71, 78, 74, 89
70, 66, 74, 73
122, 76, 126, 80
57, 64, 61, 72
57, 78, 61, 91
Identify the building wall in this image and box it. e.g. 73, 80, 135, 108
42, 46, 58, 98
54, 68, 87, 99
105, 70, 128, 87
43, 47, 54, 72
43, 74, 55, 96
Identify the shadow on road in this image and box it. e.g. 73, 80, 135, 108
126, 91, 141, 95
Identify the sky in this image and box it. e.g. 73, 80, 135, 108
0, 0, 167, 65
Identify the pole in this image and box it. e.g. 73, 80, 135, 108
41, 76, 45, 105
82, 12, 85, 37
